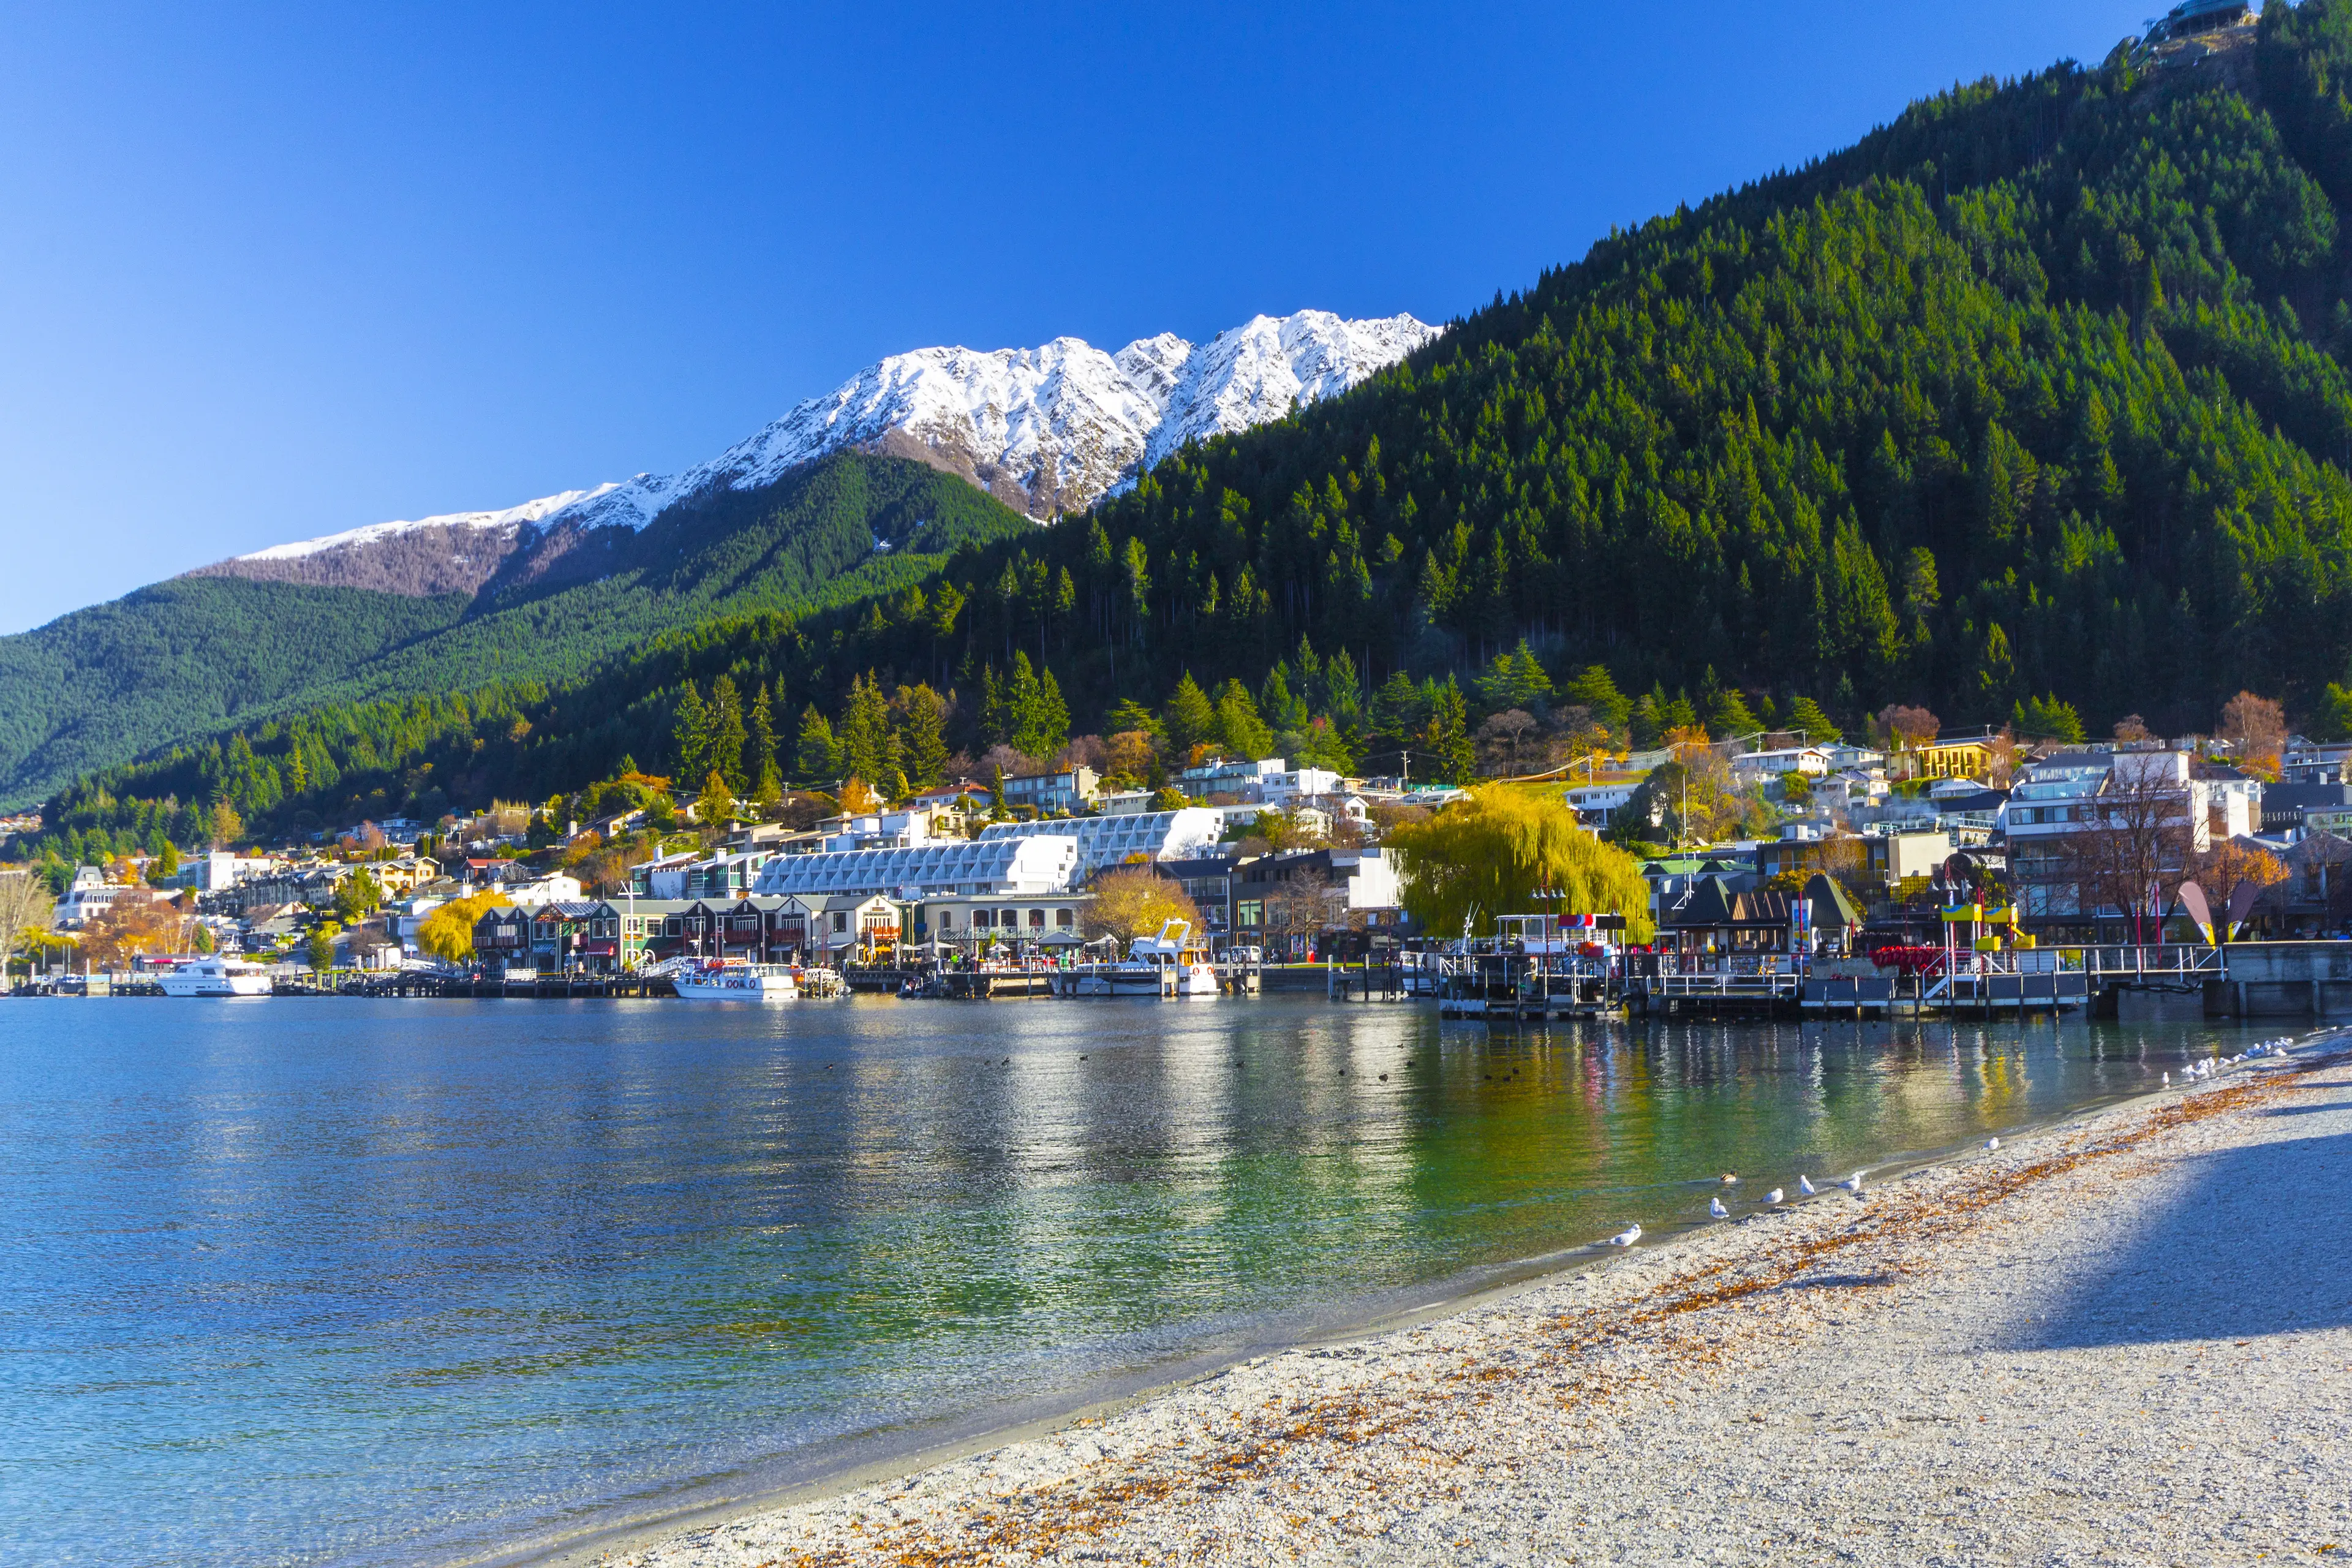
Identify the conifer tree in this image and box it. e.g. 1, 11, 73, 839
1213, 680, 1273, 760
794, 705, 841, 783
895, 684, 950, 788
671, 683, 710, 786
1164, 673, 1217, 759
840, 674, 894, 785
750, 684, 782, 806
707, 675, 749, 794
1784, 695, 1842, 744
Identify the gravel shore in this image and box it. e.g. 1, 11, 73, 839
605, 1034, 2352, 1567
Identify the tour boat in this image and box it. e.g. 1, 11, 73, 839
671, 959, 799, 1000
159, 956, 274, 998
1058, 921, 1219, 998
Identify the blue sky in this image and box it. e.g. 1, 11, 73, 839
0, 1, 2157, 633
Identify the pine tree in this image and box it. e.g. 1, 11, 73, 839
1164, 672, 1218, 759
896, 684, 950, 788
672, 683, 711, 785
794, 705, 842, 783
840, 674, 894, 785
1420, 676, 1476, 784
1562, 665, 1631, 734
1213, 680, 1273, 760
707, 675, 749, 794
1708, 687, 1760, 741
1784, 696, 1843, 744
750, 684, 782, 806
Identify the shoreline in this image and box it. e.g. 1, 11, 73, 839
533, 1027, 2352, 1568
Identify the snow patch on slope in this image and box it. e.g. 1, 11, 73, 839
235, 487, 621, 562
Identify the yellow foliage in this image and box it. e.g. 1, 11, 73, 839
1082, 867, 1203, 943
416, 891, 511, 963
1385, 785, 1654, 943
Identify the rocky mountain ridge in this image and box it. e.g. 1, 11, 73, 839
191, 309, 1438, 598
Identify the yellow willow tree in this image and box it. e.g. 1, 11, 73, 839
1386, 786, 1654, 943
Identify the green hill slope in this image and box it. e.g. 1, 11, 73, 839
0, 453, 1033, 809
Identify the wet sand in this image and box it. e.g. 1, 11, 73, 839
596, 1035, 2352, 1567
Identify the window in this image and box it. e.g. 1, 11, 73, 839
832, 912, 848, 933
1055, 908, 1073, 928
1028, 909, 1046, 928
1237, 900, 1263, 928
973, 908, 992, 929
938, 909, 956, 929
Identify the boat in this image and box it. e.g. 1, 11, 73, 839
1057, 921, 1219, 998
671, 958, 800, 1000
158, 956, 274, 997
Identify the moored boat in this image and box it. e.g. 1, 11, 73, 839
671, 959, 800, 1000
1055, 921, 1219, 998
159, 957, 274, 997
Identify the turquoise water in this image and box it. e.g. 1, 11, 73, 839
0, 996, 2267, 1566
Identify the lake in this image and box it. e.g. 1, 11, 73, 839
0, 995, 2266, 1567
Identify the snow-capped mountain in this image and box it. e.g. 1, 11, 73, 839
532, 309, 1438, 533
194, 309, 1438, 594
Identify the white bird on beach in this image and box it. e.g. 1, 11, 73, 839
1840, 1171, 1866, 1195
1799, 1175, 1817, 1196
1765, 1188, 1784, 1205
1985, 1137, 2000, 1152
1607, 1224, 1642, 1247
2162, 1071, 2171, 1085
1710, 1196, 1730, 1219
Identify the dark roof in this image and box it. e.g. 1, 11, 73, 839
2263, 783, 2352, 809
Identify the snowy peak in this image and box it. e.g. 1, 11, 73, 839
192, 307, 1438, 595
546, 307, 1439, 526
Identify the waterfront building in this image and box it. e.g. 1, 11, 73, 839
2000, 750, 2260, 930
974, 809, 1223, 877
752, 832, 1082, 902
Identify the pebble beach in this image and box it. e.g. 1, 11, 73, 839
596, 1033, 2352, 1568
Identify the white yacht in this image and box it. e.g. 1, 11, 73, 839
671, 959, 799, 1001
159, 956, 274, 997
1060, 921, 1219, 998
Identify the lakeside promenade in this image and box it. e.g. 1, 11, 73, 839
599, 1038, 2352, 1567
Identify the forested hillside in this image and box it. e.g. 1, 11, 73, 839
0, 453, 1032, 809
32, 4, 2352, 858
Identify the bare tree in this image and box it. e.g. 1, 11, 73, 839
0, 870, 55, 987
2218, 691, 2286, 774
2113, 714, 2152, 744
1476, 709, 1540, 776
2057, 763, 2192, 944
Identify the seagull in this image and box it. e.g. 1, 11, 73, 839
1765, 1188, 1784, 1205
1985, 1137, 2000, 1151
1607, 1224, 1642, 1247
1710, 1196, 1730, 1219
2162, 1071, 2171, 1085
1799, 1175, 1817, 1196
1840, 1171, 1866, 1195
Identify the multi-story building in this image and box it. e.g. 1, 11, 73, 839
1000, 766, 1099, 815
973, 809, 1223, 877
2000, 750, 2260, 927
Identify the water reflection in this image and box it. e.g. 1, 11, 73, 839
0, 998, 2277, 1568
